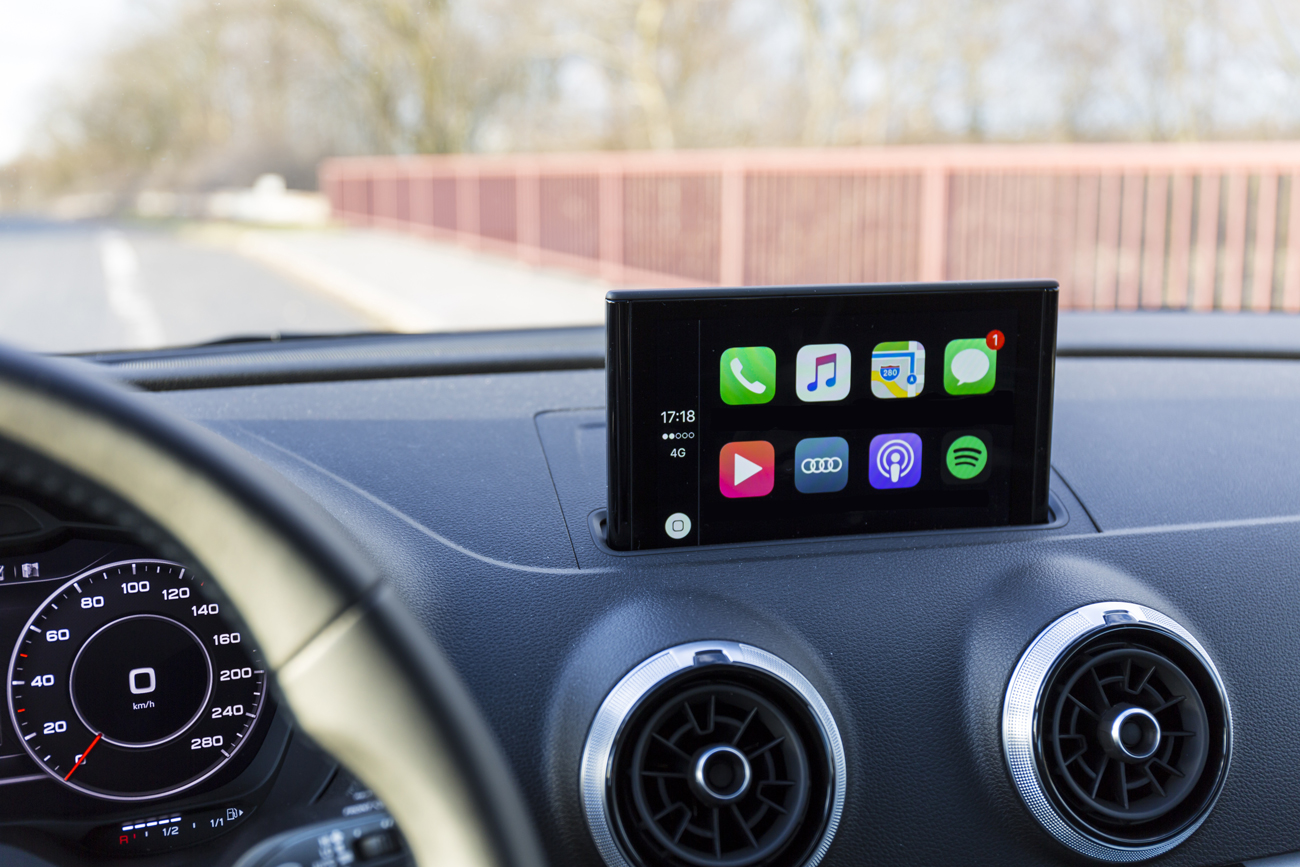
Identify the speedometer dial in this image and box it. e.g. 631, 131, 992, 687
7, 560, 266, 801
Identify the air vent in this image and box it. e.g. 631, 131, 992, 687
1004, 603, 1232, 861
621, 682, 810, 866
582, 642, 844, 867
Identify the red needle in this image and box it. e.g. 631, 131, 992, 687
64, 733, 102, 781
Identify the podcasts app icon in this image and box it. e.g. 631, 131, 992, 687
868, 433, 922, 489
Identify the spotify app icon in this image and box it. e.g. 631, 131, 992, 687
942, 431, 992, 483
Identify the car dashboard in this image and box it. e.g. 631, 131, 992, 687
0, 313, 1297, 867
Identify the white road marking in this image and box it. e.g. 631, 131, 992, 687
98, 232, 164, 347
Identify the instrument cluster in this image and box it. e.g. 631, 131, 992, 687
0, 498, 279, 856
9, 559, 266, 801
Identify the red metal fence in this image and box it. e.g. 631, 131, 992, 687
321, 143, 1300, 311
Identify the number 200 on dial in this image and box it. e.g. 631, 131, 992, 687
7, 560, 266, 800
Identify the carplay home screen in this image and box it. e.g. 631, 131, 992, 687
628, 292, 1046, 548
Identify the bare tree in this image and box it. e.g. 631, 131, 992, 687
8, 0, 1300, 209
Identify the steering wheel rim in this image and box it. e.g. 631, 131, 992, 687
0, 345, 545, 867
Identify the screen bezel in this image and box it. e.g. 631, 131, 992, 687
606, 281, 1058, 551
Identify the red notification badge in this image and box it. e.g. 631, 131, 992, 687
986, 330, 1005, 351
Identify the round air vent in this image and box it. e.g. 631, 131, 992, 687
1004, 603, 1231, 861
582, 642, 844, 867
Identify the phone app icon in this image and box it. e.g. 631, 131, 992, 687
796, 344, 851, 402
868, 433, 922, 489
942, 431, 991, 483
871, 341, 925, 398
794, 437, 849, 494
944, 339, 997, 395
719, 441, 775, 498
720, 347, 776, 405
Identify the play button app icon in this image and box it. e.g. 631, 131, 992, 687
719, 441, 775, 498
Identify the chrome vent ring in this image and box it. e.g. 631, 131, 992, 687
581, 641, 845, 867
1003, 602, 1232, 861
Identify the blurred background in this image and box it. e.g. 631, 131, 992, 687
4, 0, 1300, 352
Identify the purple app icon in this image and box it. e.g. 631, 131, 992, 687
868, 433, 922, 489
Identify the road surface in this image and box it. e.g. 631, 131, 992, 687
0, 218, 606, 354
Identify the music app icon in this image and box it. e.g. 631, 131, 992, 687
795, 344, 852, 402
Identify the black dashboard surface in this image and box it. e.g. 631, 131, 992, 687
134, 342, 1300, 867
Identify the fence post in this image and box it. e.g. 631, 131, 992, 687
599, 165, 625, 283
409, 161, 430, 232
1166, 173, 1194, 309
1192, 174, 1221, 310
918, 166, 948, 281
1252, 172, 1278, 311
373, 163, 393, 228
719, 159, 746, 286
1221, 172, 1249, 311
1285, 175, 1300, 312
456, 162, 480, 250
516, 161, 541, 266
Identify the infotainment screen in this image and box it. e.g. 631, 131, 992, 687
605, 281, 1057, 550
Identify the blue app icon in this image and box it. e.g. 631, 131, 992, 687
794, 437, 849, 494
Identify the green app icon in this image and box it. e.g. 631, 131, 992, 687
720, 347, 776, 405
944, 339, 997, 395
945, 434, 989, 481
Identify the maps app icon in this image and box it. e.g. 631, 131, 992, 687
871, 341, 925, 398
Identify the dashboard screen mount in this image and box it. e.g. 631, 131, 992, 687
606, 281, 1058, 551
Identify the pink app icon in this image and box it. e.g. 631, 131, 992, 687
719, 441, 775, 498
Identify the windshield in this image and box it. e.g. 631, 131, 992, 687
2, 0, 1299, 353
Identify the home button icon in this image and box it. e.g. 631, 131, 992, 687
664, 513, 692, 540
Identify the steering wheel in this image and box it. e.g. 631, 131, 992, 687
0, 345, 545, 867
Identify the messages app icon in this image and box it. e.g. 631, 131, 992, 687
943, 339, 997, 395
720, 347, 776, 405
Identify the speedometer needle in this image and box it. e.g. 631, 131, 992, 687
64, 733, 102, 781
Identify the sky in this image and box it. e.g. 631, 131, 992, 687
0, 0, 142, 163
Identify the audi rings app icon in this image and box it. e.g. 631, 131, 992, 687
868, 433, 922, 489
794, 437, 849, 494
